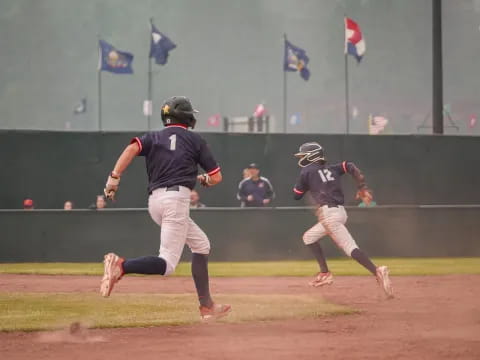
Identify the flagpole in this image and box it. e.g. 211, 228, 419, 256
147, 57, 152, 130
147, 18, 154, 130
344, 17, 350, 135
344, 53, 350, 134
98, 69, 102, 131
97, 35, 103, 132
283, 33, 287, 134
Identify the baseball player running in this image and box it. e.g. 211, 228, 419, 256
100, 96, 231, 321
292, 142, 394, 298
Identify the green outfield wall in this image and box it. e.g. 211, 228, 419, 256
1, 131, 479, 209
0, 206, 478, 262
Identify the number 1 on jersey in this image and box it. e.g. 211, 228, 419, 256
169, 134, 177, 151
318, 169, 334, 183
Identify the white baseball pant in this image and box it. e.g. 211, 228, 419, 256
148, 186, 210, 275
302, 205, 359, 256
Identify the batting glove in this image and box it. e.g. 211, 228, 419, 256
104, 172, 120, 200
197, 174, 211, 187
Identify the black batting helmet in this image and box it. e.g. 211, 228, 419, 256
294, 142, 325, 167
161, 96, 198, 129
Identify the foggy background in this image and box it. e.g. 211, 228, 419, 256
0, 0, 479, 134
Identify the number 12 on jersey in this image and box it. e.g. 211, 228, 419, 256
318, 169, 334, 182
169, 134, 177, 151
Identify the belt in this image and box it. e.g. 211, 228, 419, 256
149, 185, 180, 195
321, 204, 338, 208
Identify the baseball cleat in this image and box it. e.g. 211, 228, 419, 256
309, 272, 334, 287
376, 266, 394, 299
100, 253, 124, 297
199, 303, 232, 322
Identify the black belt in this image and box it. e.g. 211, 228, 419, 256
324, 204, 338, 208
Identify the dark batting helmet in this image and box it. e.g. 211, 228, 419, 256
294, 142, 325, 167
161, 96, 199, 129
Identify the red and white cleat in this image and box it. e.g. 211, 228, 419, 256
100, 253, 124, 297
376, 266, 394, 299
199, 303, 232, 322
309, 272, 334, 287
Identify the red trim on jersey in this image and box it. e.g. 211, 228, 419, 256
342, 161, 348, 174
130, 137, 143, 154
207, 167, 221, 176
293, 187, 304, 194
165, 124, 188, 129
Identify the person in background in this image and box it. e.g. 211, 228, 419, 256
190, 190, 206, 209
237, 163, 275, 207
64, 201, 74, 210
242, 168, 251, 179
23, 198, 34, 210
89, 195, 107, 210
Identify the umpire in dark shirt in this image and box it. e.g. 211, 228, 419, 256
237, 163, 275, 207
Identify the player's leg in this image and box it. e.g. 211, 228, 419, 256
125, 191, 189, 275
303, 222, 333, 286
100, 189, 189, 297
321, 206, 393, 298
185, 218, 231, 321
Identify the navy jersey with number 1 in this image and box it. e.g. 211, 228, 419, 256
131, 124, 220, 194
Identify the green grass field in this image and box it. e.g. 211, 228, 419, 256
0, 293, 353, 332
1, 257, 479, 276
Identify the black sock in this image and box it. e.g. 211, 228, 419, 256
191, 253, 213, 308
123, 256, 167, 275
351, 248, 377, 275
307, 242, 329, 273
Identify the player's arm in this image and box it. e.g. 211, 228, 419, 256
198, 171, 222, 187
197, 137, 222, 187
342, 161, 367, 188
104, 142, 140, 200
293, 173, 308, 200
342, 161, 373, 205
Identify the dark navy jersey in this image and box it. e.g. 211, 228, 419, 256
293, 161, 365, 206
237, 177, 275, 207
131, 125, 220, 193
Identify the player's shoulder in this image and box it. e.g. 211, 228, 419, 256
183, 129, 205, 143
328, 161, 355, 173
301, 162, 319, 174
328, 161, 346, 169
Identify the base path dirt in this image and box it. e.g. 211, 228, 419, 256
0, 274, 479, 360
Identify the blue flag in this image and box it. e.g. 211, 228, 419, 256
150, 23, 177, 65
284, 39, 310, 81
98, 40, 134, 74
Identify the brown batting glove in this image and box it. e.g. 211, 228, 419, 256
356, 187, 373, 206
104, 172, 120, 200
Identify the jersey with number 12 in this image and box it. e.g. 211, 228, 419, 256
294, 161, 352, 206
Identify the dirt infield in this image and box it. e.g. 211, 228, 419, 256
1, 274, 479, 360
